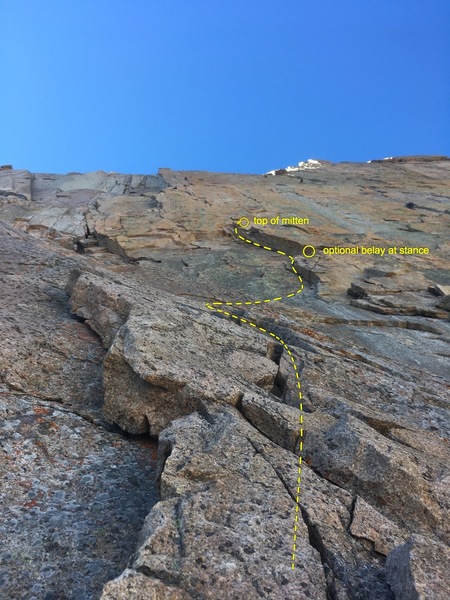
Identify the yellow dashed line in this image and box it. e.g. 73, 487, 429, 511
205, 224, 305, 571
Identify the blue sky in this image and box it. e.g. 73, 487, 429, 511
1, 0, 449, 174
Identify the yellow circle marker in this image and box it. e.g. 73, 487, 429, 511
237, 217, 250, 228
302, 245, 316, 258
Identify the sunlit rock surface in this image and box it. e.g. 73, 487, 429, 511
0, 157, 449, 599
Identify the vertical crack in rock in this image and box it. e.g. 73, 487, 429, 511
245, 435, 336, 600
2, 161, 449, 599
300, 506, 338, 600
175, 499, 186, 562
347, 495, 358, 534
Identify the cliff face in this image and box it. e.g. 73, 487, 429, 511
0, 158, 449, 599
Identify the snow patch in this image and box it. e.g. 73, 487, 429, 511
367, 157, 393, 163
265, 159, 322, 176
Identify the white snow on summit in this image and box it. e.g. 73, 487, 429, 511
367, 156, 394, 164
265, 159, 322, 176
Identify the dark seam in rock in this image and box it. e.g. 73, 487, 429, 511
300, 506, 338, 600
0, 190, 30, 201
175, 499, 186, 560
240, 407, 297, 455
134, 564, 185, 593
347, 495, 358, 533
245, 437, 297, 501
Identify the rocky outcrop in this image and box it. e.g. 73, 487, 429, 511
1, 158, 449, 599
348, 272, 450, 319
64, 260, 449, 599
305, 413, 449, 544
0, 228, 159, 599
0, 169, 32, 201
386, 535, 450, 599
0, 228, 103, 417
116, 406, 328, 600
67, 271, 280, 436
349, 496, 407, 555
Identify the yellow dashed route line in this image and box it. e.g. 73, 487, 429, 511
205, 225, 305, 571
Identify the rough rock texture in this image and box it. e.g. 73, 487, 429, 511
0, 226, 159, 599
1, 157, 449, 599
130, 406, 327, 599
0, 229, 104, 418
306, 413, 449, 544
386, 535, 450, 599
102, 570, 192, 600
0, 390, 159, 600
349, 496, 406, 555
67, 271, 279, 437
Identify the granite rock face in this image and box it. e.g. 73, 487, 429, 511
67, 271, 279, 437
131, 406, 328, 600
0, 227, 159, 599
386, 535, 450, 600
0, 157, 449, 599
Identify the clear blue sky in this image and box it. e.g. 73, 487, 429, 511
1, 0, 449, 174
